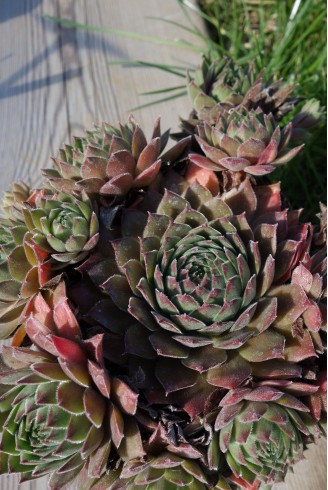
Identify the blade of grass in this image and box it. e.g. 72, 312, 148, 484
131, 90, 187, 111
145, 16, 221, 51
140, 85, 186, 96
267, 0, 321, 71
45, 15, 204, 52
107, 60, 191, 71
107, 60, 190, 78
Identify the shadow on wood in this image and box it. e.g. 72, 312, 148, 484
0, 0, 43, 23
0, 12, 127, 100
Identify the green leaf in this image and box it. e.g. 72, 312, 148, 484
45, 16, 203, 52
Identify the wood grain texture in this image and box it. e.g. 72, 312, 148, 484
0, 1, 326, 489
0, 0, 200, 192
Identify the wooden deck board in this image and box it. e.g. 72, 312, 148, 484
0, 1, 326, 489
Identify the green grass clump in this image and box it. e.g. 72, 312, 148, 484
198, 0, 326, 221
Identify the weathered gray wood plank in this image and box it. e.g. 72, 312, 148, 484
0, 0, 199, 195
0, 1, 326, 489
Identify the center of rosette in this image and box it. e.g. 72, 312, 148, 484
153, 227, 249, 332
51, 209, 75, 238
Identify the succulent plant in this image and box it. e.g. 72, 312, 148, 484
43, 115, 190, 199
189, 107, 303, 177
81, 173, 325, 420
187, 55, 300, 126
215, 384, 320, 486
1, 180, 31, 220
23, 189, 99, 265
76, 457, 263, 490
0, 282, 142, 489
0, 185, 52, 340
0, 94, 325, 490
0, 185, 99, 339
82, 453, 211, 490
180, 54, 321, 142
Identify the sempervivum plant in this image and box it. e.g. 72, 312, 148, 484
215, 384, 320, 487
81, 174, 325, 422
81, 453, 211, 490
0, 61, 326, 490
23, 189, 99, 265
0, 186, 51, 340
187, 55, 299, 125
0, 181, 31, 220
190, 107, 303, 177
0, 185, 99, 340
180, 53, 321, 140
0, 282, 142, 489
43, 115, 190, 199
0, 217, 50, 340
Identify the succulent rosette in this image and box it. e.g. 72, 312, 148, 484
80, 453, 211, 490
0, 185, 99, 340
187, 55, 299, 125
85, 174, 324, 420
189, 108, 303, 177
215, 384, 320, 486
43, 115, 190, 199
180, 54, 321, 143
0, 282, 142, 489
23, 189, 99, 265
1, 181, 31, 220
0, 186, 51, 340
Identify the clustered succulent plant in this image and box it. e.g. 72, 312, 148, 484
0, 55, 326, 490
